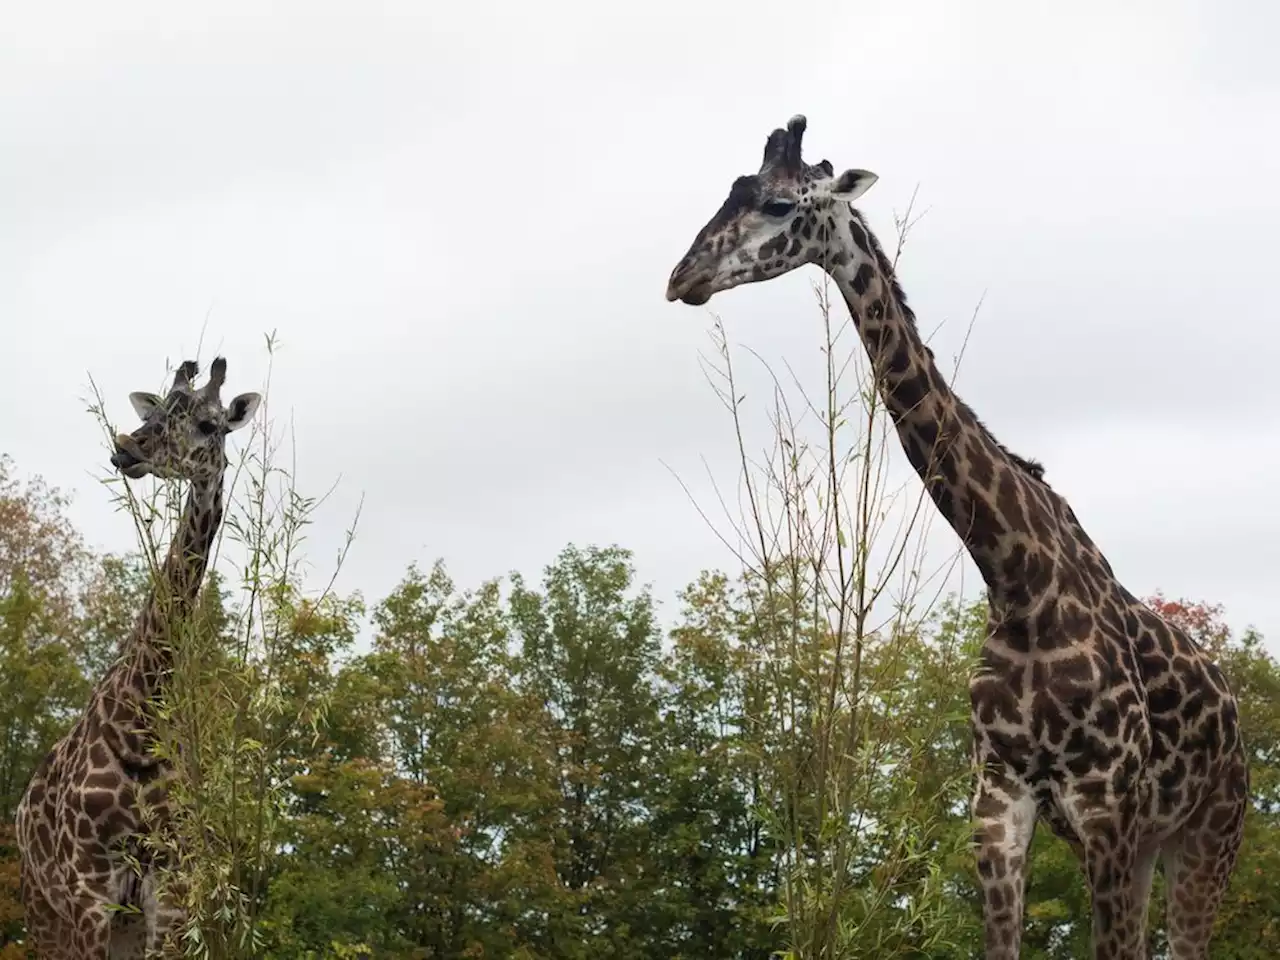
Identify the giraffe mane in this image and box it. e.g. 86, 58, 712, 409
849, 210, 1049, 486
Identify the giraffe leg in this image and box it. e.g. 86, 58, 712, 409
1059, 831, 1158, 952
1075, 815, 1147, 960
1161, 762, 1247, 960
110, 914, 147, 959
67, 893, 114, 960
1129, 840, 1160, 950
20, 872, 71, 960
141, 868, 187, 958
973, 775, 1037, 960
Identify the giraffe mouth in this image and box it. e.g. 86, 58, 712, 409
112, 456, 151, 480
665, 254, 718, 305
111, 435, 151, 479
677, 286, 713, 306
665, 275, 714, 306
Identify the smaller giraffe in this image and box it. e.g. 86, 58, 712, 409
15, 358, 260, 959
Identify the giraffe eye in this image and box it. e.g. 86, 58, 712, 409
196, 420, 218, 436
761, 199, 795, 218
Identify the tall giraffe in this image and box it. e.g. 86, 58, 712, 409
665, 115, 1248, 960
15, 357, 261, 959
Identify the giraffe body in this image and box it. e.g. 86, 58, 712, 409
665, 115, 1248, 959
15, 358, 260, 959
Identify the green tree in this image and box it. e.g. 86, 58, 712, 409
509, 544, 665, 959
0, 455, 90, 631
259, 754, 448, 959
76, 553, 149, 679
0, 458, 95, 955
651, 571, 781, 959
0, 458, 94, 821
4, 434, 1278, 960
363, 560, 561, 957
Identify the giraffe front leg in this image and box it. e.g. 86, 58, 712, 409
972, 772, 1037, 960
1060, 779, 1149, 960
1079, 821, 1148, 960
20, 875, 71, 960
140, 867, 188, 958
66, 892, 114, 960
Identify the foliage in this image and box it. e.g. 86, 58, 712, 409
2, 382, 1279, 959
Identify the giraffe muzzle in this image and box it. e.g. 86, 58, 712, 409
665, 260, 714, 306
110, 434, 149, 477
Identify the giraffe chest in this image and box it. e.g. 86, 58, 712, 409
970, 649, 1153, 816
31, 729, 177, 887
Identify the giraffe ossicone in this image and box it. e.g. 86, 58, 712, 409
666, 114, 1248, 960
16, 357, 261, 959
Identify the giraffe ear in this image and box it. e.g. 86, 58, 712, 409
830, 169, 879, 203
225, 392, 262, 432
129, 392, 162, 421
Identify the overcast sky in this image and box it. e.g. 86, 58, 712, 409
3, 0, 1277, 647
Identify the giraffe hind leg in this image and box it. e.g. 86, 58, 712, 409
58, 881, 120, 960
1161, 760, 1248, 960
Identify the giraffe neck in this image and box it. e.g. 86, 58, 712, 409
113, 472, 225, 712
822, 209, 1046, 595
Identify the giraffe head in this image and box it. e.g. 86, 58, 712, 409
110, 357, 261, 482
666, 114, 879, 306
